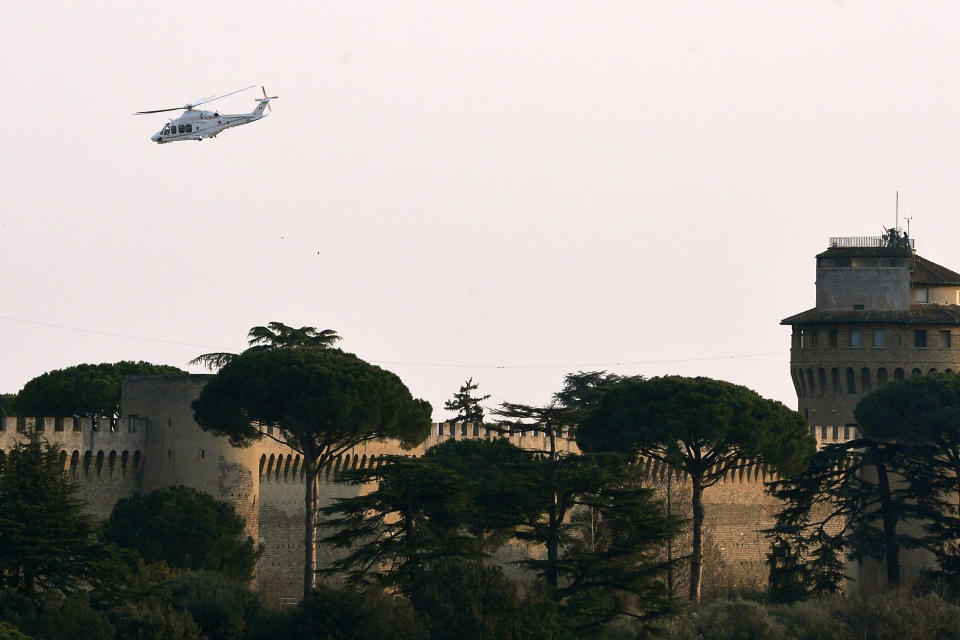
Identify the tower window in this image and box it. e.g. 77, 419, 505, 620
915, 330, 928, 348
829, 330, 838, 347
849, 330, 861, 348
914, 288, 930, 303
941, 330, 952, 348
873, 329, 885, 348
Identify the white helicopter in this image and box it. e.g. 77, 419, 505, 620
134, 86, 277, 143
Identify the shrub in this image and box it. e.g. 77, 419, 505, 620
286, 587, 428, 640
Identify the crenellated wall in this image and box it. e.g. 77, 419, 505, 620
0, 416, 146, 518
0, 375, 821, 602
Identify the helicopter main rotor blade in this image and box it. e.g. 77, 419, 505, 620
133, 107, 186, 115
190, 85, 256, 108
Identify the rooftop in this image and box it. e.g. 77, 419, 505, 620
781, 304, 960, 326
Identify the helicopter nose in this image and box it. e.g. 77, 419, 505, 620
151, 133, 161, 142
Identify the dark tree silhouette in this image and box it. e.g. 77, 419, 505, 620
191, 347, 431, 601
443, 378, 490, 425
578, 375, 812, 600
189, 322, 340, 371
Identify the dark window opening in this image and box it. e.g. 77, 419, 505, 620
915, 330, 928, 348
941, 330, 952, 348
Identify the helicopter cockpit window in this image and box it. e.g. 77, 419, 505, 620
163, 127, 170, 135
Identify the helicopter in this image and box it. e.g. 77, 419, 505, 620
134, 86, 277, 143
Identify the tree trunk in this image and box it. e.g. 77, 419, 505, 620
303, 461, 317, 601
874, 455, 900, 586
689, 474, 704, 601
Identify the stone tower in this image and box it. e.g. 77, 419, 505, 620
782, 234, 960, 439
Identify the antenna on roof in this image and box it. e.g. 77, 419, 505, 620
905, 215, 912, 238
895, 190, 899, 232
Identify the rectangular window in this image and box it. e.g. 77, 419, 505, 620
186, 124, 192, 133
873, 329, 885, 347
941, 330, 952, 348
850, 330, 861, 348
829, 329, 838, 347
914, 288, 930, 303
915, 330, 928, 348
178, 124, 185, 134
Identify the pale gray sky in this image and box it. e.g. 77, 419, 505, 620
2, 1, 960, 420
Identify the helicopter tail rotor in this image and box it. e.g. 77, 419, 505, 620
257, 86, 278, 111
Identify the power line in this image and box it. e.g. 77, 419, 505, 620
0, 314, 786, 370
0, 315, 227, 350
373, 352, 786, 370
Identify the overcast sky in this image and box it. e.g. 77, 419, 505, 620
2, 1, 960, 420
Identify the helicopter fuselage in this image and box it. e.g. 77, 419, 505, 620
151, 101, 269, 144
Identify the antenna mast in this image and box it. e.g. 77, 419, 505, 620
896, 190, 899, 232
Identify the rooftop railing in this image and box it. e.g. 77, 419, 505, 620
829, 236, 915, 249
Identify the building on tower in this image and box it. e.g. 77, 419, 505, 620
782, 233, 960, 441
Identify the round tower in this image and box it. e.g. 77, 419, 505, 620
782, 234, 960, 438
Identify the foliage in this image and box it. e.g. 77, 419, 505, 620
320, 455, 485, 588
324, 433, 682, 630
653, 599, 793, 640
192, 345, 431, 600
766, 437, 916, 599
854, 372, 960, 578
443, 377, 490, 425
0, 396, 14, 417
0, 623, 30, 640
12, 595, 114, 640
189, 321, 340, 371
13, 361, 186, 416
103, 486, 261, 582
407, 559, 571, 640
283, 586, 429, 640
110, 600, 206, 640
578, 375, 812, 600
154, 571, 261, 640
13, 361, 184, 418
0, 435, 123, 604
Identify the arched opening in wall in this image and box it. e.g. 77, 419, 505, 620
818, 368, 827, 398
846, 368, 857, 395
930, 368, 939, 374
333, 455, 342, 474
266, 454, 275, 481
108, 451, 117, 478
912, 368, 922, 376
133, 451, 141, 475
352, 454, 360, 470
806, 368, 815, 398
877, 368, 888, 388
69, 451, 79, 479
83, 451, 92, 478
283, 455, 291, 482
275, 455, 284, 482
895, 367, 905, 380
95, 451, 104, 478
291, 455, 300, 480
437, 423, 444, 436
473, 423, 480, 437
947, 369, 954, 374
831, 368, 841, 397
121, 451, 129, 477
861, 368, 872, 395
259, 455, 266, 479
57, 450, 66, 471
796, 368, 807, 397
360, 455, 367, 469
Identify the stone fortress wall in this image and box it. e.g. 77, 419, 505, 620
0, 376, 840, 601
